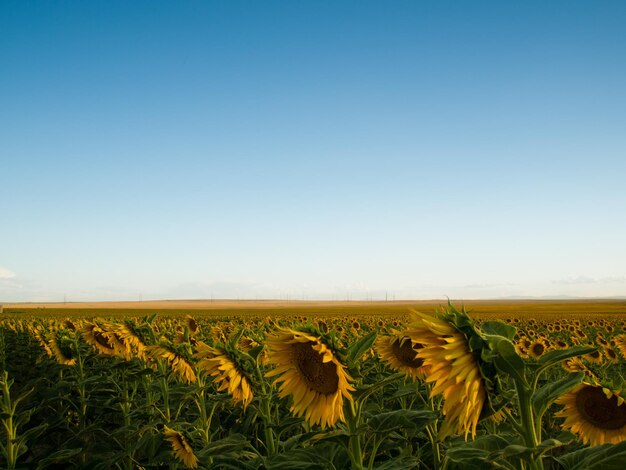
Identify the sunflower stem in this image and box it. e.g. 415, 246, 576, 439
347, 399, 364, 470
515, 379, 544, 470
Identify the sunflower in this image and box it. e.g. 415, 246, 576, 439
376, 334, 428, 380
405, 311, 486, 440
563, 357, 586, 373
584, 350, 603, 364
614, 335, 626, 358
113, 321, 149, 360
82, 322, 130, 359
185, 315, 199, 334
528, 340, 547, 359
265, 329, 354, 429
49, 334, 77, 366
163, 425, 198, 468
556, 383, 626, 446
147, 345, 196, 383
194, 343, 253, 408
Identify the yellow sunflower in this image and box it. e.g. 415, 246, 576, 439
49, 333, 77, 366
265, 329, 354, 429
528, 340, 547, 359
194, 343, 253, 408
163, 425, 198, 468
556, 383, 626, 446
614, 334, 626, 358
82, 322, 130, 359
405, 311, 486, 440
147, 345, 196, 384
375, 334, 428, 380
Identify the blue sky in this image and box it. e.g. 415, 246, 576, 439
2, 1, 626, 301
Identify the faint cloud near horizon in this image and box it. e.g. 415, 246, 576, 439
0, 267, 16, 279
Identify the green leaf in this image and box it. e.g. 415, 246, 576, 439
502, 438, 565, 459
480, 321, 517, 341
374, 456, 422, 469
532, 372, 584, 418
36, 448, 83, 469
347, 330, 377, 362
267, 447, 340, 469
538, 346, 597, 367
492, 339, 527, 385
197, 433, 257, 459
556, 441, 626, 469
366, 409, 438, 434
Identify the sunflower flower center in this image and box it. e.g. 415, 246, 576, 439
576, 386, 626, 430
391, 339, 424, 368
531, 343, 545, 356
291, 341, 339, 395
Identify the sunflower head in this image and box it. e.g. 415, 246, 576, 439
265, 328, 354, 429
147, 343, 197, 384
405, 305, 503, 440
193, 340, 255, 408
50, 330, 78, 366
376, 333, 428, 380
556, 382, 626, 446
163, 425, 198, 468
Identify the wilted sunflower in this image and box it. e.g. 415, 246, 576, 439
376, 334, 428, 380
265, 329, 354, 429
194, 343, 253, 408
556, 383, 626, 446
163, 425, 198, 468
405, 311, 486, 440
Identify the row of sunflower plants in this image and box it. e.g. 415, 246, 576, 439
1, 306, 626, 468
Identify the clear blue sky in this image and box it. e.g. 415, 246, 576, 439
2, 1, 626, 302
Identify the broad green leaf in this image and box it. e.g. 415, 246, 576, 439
374, 456, 422, 469
367, 409, 438, 434
492, 339, 527, 385
347, 330, 377, 362
480, 321, 517, 341
532, 372, 584, 418
556, 441, 626, 469
538, 346, 597, 367
36, 448, 83, 469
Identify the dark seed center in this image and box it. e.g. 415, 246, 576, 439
392, 339, 424, 368
576, 386, 626, 430
292, 341, 339, 395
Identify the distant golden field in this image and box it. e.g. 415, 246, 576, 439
3, 298, 626, 320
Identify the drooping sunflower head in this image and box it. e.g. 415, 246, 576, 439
556, 383, 626, 446
265, 328, 354, 429
49, 331, 77, 366
185, 315, 199, 334
375, 333, 428, 380
163, 425, 198, 469
193, 342, 254, 408
147, 344, 197, 384
405, 307, 491, 440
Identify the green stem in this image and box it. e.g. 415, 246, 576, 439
347, 400, 363, 470
425, 425, 441, 470
515, 380, 544, 470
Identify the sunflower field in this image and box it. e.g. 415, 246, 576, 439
1, 304, 626, 469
